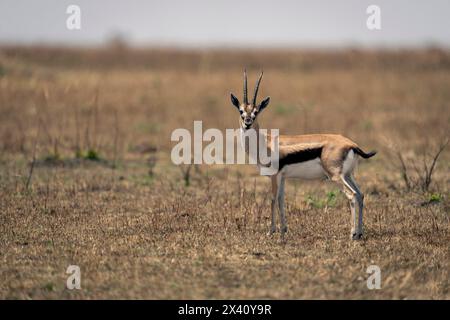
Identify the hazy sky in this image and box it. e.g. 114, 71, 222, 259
0, 0, 449, 47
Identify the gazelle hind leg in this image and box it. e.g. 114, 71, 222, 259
340, 178, 357, 238
348, 175, 364, 237
340, 174, 364, 240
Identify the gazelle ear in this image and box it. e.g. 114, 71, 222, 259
258, 96, 270, 112
230, 93, 240, 109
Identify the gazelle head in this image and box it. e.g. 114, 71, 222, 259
230, 70, 270, 130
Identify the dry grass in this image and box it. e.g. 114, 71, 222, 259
0, 47, 449, 299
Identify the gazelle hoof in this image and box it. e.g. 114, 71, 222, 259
281, 225, 288, 234
267, 228, 276, 236
351, 232, 363, 240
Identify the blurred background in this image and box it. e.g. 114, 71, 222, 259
1, 0, 450, 48
1, 0, 449, 151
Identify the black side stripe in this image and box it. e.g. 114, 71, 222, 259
278, 147, 323, 170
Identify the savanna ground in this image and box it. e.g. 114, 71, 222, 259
0, 47, 449, 299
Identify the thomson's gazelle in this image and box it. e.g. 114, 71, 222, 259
230, 71, 376, 240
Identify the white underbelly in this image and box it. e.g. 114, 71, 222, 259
281, 158, 327, 180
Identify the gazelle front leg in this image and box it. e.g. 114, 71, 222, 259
268, 175, 278, 235
278, 175, 287, 236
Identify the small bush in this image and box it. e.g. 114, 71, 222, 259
43, 282, 55, 292
85, 149, 100, 161
306, 190, 339, 209
74, 149, 101, 161
391, 138, 448, 192
428, 193, 442, 203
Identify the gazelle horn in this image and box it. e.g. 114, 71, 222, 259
243, 69, 248, 105
252, 71, 263, 106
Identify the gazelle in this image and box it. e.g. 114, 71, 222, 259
230, 70, 376, 240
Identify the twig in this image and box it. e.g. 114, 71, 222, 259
113, 108, 119, 169
26, 119, 41, 190
424, 138, 449, 191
